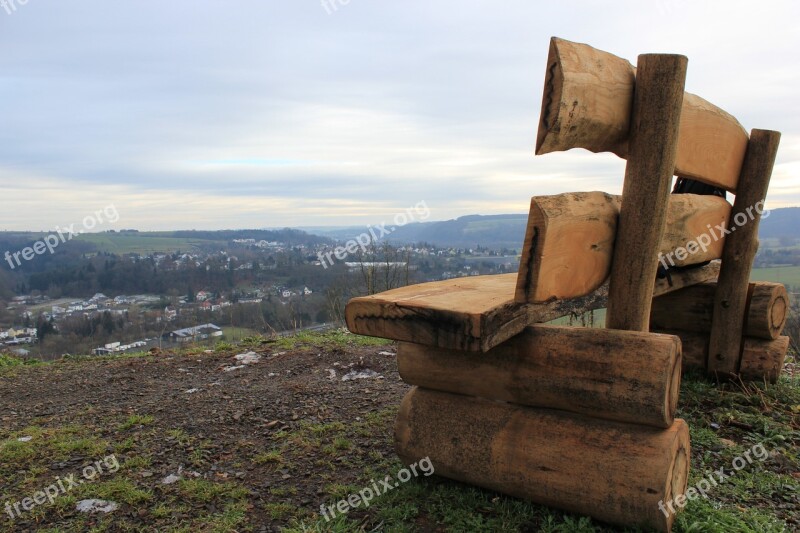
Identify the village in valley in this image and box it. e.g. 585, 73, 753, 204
0, 231, 520, 360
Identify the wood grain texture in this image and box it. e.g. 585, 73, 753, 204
395, 387, 690, 532
659, 329, 789, 383
708, 130, 781, 377
397, 324, 681, 428
651, 281, 788, 340
516, 193, 729, 303
537, 37, 748, 192
606, 54, 688, 332
346, 261, 720, 352
744, 281, 790, 340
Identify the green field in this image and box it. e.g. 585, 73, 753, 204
221, 327, 262, 341
75, 233, 224, 254
750, 266, 800, 287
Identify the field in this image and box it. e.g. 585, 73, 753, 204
0, 331, 797, 532
75, 233, 224, 254
750, 266, 800, 288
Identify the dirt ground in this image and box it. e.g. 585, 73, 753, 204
0, 337, 409, 532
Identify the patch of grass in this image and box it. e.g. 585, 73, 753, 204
118, 414, 154, 430
269, 486, 298, 497
178, 479, 249, 504
122, 455, 152, 471
253, 450, 283, 465
75, 478, 153, 506
214, 341, 236, 352
151, 501, 188, 519
198, 501, 250, 533
265, 502, 301, 520
272, 329, 389, 350
0, 352, 40, 368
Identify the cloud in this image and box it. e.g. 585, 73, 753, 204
0, 0, 798, 231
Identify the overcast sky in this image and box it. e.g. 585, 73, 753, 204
1, 1, 798, 231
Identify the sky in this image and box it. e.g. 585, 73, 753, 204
1, 0, 799, 231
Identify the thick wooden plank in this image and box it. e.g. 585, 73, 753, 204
398, 325, 681, 428
659, 329, 789, 383
651, 281, 788, 340
708, 130, 781, 377
516, 192, 730, 303
537, 37, 748, 192
515, 192, 619, 303
396, 387, 690, 532
345, 261, 720, 352
606, 54, 687, 332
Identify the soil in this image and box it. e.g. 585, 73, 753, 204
0, 339, 408, 532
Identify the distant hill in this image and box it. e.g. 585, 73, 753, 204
759, 207, 800, 239
303, 207, 799, 250
298, 214, 528, 250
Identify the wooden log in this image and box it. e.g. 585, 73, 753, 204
708, 130, 781, 377
651, 281, 789, 340
346, 261, 720, 353
740, 336, 790, 383
395, 387, 690, 532
744, 281, 790, 340
537, 37, 748, 192
606, 54, 687, 332
397, 324, 681, 428
516, 192, 729, 303
658, 329, 789, 383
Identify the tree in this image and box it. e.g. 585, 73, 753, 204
36, 315, 56, 343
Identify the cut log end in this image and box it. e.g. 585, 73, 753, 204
535, 37, 564, 155
535, 37, 635, 157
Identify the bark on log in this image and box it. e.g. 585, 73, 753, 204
606, 54, 687, 332
651, 281, 788, 340
537, 37, 748, 192
395, 387, 690, 532
657, 329, 790, 383
708, 130, 781, 377
346, 261, 720, 353
397, 324, 681, 428
516, 192, 729, 303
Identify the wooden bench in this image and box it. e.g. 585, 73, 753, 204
345, 38, 789, 532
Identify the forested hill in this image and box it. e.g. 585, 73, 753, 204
307, 207, 800, 250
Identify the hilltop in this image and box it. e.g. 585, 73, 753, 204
0, 331, 798, 532
301, 207, 800, 251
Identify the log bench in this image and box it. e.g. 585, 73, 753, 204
344, 37, 789, 532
